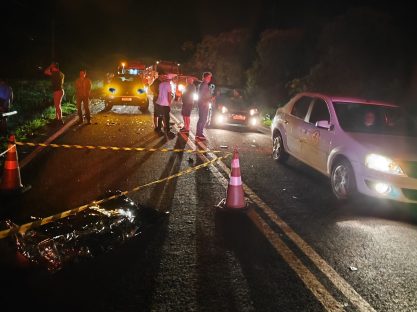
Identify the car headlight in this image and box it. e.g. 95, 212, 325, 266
109, 87, 116, 94
221, 106, 228, 114
178, 84, 185, 93
249, 108, 258, 116
365, 154, 405, 176
193, 93, 198, 101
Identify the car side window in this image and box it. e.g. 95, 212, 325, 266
309, 99, 330, 124
291, 96, 312, 119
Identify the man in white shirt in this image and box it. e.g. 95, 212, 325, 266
156, 74, 175, 138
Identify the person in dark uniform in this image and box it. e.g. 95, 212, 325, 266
149, 72, 164, 133
180, 76, 196, 133
195, 72, 213, 140
0, 79, 13, 135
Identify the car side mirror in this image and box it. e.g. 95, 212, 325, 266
315, 120, 333, 130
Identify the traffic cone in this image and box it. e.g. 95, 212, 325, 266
0, 135, 30, 194
217, 147, 247, 211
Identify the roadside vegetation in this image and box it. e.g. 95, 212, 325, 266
181, 7, 417, 118
0, 80, 101, 156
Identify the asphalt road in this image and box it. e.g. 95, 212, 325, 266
0, 98, 416, 312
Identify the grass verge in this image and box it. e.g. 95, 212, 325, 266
1, 102, 77, 156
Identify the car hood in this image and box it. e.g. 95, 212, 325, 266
348, 132, 417, 160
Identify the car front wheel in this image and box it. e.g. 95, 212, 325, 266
330, 159, 357, 200
272, 133, 289, 163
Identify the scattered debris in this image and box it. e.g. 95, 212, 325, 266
349, 266, 358, 271
220, 145, 228, 149
106, 121, 117, 126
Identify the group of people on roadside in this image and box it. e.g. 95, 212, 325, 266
150, 71, 213, 141
44, 63, 92, 126
3, 62, 214, 140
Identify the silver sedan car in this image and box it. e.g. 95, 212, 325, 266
271, 92, 417, 203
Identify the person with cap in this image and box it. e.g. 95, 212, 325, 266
179, 76, 196, 133
155, 73, 176, 139
44, 62, 65, 125
75, 69, 92, 124
196, 71, 213, 140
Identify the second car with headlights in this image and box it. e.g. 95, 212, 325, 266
271, 92, 417, 203
103, 74, 149, 112
207, 88, 260, 129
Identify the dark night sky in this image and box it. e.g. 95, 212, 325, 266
3, 0, 416, 79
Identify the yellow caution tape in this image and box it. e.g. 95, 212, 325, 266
0, 153, 232, 239
15, 141, 226, 154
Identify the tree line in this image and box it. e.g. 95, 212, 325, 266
182, 7, 417, 115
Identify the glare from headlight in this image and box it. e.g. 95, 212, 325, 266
193, 93, 199, 101
249, 108, 258, 116
365, 154, 405, 176
216, 115, 224, 124
250, 118, 257, 126
374, 182, 391, 194
221, 106, 228, 113
178, 84, 185, 93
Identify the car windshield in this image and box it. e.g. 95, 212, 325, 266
227, 97, 250, 110
334, 102, 417, 137
218, 89, 251, 110
115, 74, 143, 83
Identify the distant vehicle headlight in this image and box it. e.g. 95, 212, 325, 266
193, 93, 199, 101
109, 87, 116, 94
249, 108, 258, 116
365, 154, 405, 176
178, 84, 185, 93
221, 106, 228, 114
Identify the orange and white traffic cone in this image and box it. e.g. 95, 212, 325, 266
1, 135, 30, 194
217, 147, 247, 211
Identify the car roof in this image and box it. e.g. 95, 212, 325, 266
296, 92, 399, 107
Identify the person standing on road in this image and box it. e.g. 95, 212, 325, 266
150, 72, 164, 133
180, 76, 196, 133
196, 71, 213, 140
156, 74, 175, 139
44, 62, 65, 125
0, 79, 13, 135
75, 69, 92, 124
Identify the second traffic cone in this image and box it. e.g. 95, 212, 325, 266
0, 135, 24, 192
217, 147, 246, 211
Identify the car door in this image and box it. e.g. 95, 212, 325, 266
302, 98, 333, 174
285, 96, 313, 158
